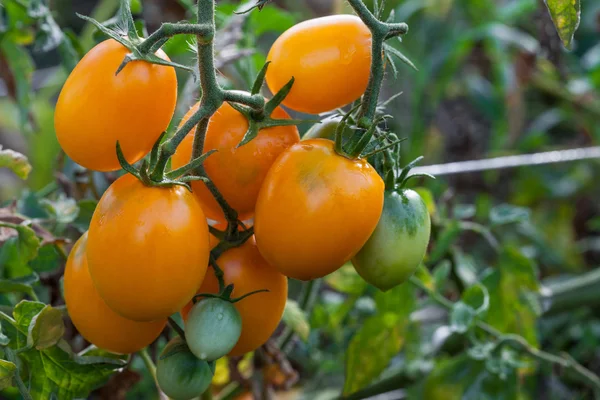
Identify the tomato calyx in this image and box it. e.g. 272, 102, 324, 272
395, 156, 435, 190
76, 2, 197, 77
229, 62, 315, 148
192, 283, 270, 306
115, 138, 214, 191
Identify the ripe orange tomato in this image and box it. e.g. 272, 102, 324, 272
266, 15, 371, 114
55, 39, 177, 172
87, 174, 210, 322
64, 233, 166, 354
172, 102, 299, 222
254, 139, 384, 280
182, 237, 287, 356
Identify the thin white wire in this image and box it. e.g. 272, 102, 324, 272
412, 147, 600, 176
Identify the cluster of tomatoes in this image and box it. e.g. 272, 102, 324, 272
56, 14, 430, 400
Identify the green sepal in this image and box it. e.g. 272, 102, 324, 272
75, 13, 132, 49
252, 61, 271, 95
166, 149, 217, 180
118, 0, 139, 41
383, 43, 417, 71
265, 77, 295, 116
116, 141, 142, 180
397, 155, 424, 184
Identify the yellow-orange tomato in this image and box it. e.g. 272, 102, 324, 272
87, 174, 210, 321
254, 139, 384, 280
55, 39, 177, 172
182, 237, 287, 356
172, 102, 299, 222
266, 15, 371, 114
64, 233, 166, 354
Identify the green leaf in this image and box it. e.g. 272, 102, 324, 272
429, 221, 461, 263
543, 0, 580, 49
73, 200, 97, 232
0, 146, 32, 180
0, 36, 34, 131
249, 6, 295, 36
489, 204, 530, 226
462, 283, 490, 317
452, 248, 478, 287
0, 223, 41, 276
325, 263, 368, 295
480, 247, 540, 345
414, 264, 435, 291
40, 194, 79, 225
450, 302, 475, 334
0, 359, 17, 390
27, 306, 65, 350
432, 260, 451, 291
282, 300, 310, 342
344, 284, 415, 395
0, 322, 11, 346
0, 273, 39, 299
5, 301, 124, 399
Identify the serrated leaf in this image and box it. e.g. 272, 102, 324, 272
325, 263, 367, 295
282, 300, 310, 342
0, 222, 41, 275
28, 305, 65, 350
0, 359, 17, 390
0, 146, 32, 179
544, 0, 580, 49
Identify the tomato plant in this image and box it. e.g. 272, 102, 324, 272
172, 102, 300, 222
55, 39, 177, 172
87, 173, 210, 321
255, 139, 384, 280
182, 237, 288, 356
0, 0, 597, 399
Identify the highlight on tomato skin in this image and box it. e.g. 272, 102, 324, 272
54, 39, 178, 172
86, 173, 211, 322
266, 15, 372, 115
181, 236, 287, 357
254, 138, 385, 281
63, 232, 166, 355
172, 102, 300, 223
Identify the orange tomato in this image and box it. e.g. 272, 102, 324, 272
87, 174, 210, 321
182, 237, 287, 356
55, 39, 177, 172
266, 15, 371, 114
171, 102, 300, 222
254, 139, 384, 280
64, 233, 166, 354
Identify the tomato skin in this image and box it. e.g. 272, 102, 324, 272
156, 337, 213, 400
185, 298, 242, 361
55, 39, 177, 172
266, 15, 371, 114
352, 189, 431, 291
182, 237, 287, 356
254, 139, 384, 280
87, 174, 210, 322
64, 233, 166, 354
303, 116, 342, 140
172, 102, 300, 222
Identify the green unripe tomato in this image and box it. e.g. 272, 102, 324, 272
352, 189, 431, 291
156, 337, 213, 400
303, 116, 342, 140
184, 298, 242, 361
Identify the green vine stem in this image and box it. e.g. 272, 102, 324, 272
345, 0, 408, 128
139, 348, 160, 391
408, 277, 600, 393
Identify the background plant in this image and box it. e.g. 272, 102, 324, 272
1, 0, 600, 399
